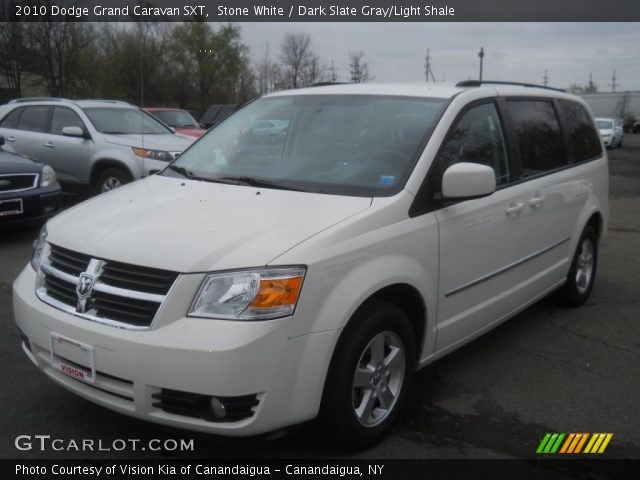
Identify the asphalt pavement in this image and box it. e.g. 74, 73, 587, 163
1, 137, 639, 460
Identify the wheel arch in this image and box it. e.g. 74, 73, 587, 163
90, 160, 133, 188
352, 284, 427, 361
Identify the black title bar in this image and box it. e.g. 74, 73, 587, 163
3, 0, 640, 22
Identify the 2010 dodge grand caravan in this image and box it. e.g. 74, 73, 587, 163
13, 82, 608, 450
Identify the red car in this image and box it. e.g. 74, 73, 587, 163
144, 108, 207, 138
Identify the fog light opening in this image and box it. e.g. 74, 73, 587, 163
209, 397, 227, 419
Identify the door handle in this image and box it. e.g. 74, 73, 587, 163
505, 202, 525, 216
529, 194, 546, 208
6, 136, 15, 142
44, 142, 55, 148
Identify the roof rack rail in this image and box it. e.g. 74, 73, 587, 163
456, 80, 565, 93
311, 82, 348, 87
8, 97, 69, 104
77, 99, 132, 106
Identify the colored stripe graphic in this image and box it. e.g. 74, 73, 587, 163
537, 433, 613, 454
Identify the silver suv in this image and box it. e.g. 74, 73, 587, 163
0, 98, 195, 193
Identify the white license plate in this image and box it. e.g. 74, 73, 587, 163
50, 333, 95, 384
0, 198, 23, 217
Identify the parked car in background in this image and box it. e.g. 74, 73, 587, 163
249, 119, 289, 141
633, 121, 640, 133
0, 135, 61, 229
14, 82, 608, 450
595, 117, 623, 148
0, 98, 195, 193
200, 104, 237, 129
144, 108, 207, 138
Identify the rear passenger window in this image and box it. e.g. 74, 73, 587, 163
507, 100, 566, 178
558, 100, 602, 162
0, 107, 23, 129
436, 103, 510, 187
17, 106, 50, 133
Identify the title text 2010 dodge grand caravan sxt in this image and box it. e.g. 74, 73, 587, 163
13, 82, 608, 450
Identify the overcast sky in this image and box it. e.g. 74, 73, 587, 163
237, 22, 640, 91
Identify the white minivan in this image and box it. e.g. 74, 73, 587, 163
13, 82, 608, 450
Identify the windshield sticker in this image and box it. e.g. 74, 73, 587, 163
379, 175, 396, 186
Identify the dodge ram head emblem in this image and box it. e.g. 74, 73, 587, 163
0, 179, 11, 188
77, 273, 95, 299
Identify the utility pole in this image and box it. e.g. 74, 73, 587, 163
608, 69, 620, 92
329, 60, 338, 83
543, 69, 548, 87
424, 49, 435, 82
478, 47, 484, 82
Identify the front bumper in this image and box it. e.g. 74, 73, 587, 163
13, 266, 338, 436
0, 186, 62, 229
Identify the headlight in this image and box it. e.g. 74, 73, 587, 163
132, 147, 174, 162
39, 165, 58, 187
31, 225, 47, 270
189, 267, 306, 320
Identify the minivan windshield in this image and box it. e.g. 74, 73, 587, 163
596, 119, 614, 130
164, 94, 445, 196
83, 108, 173, 134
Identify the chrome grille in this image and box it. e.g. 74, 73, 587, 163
36, 243, 179, 330
0, 173, 38, 193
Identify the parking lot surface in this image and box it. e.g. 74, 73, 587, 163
1, 138, 639, 459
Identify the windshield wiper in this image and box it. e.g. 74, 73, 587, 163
218, 176, 315, 192
166, 165, 203, 180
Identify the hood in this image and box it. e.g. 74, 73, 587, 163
0, 150, 42, 174
174, 127, 207, 138
102, 133, 194, 151
47, 175, 372, 272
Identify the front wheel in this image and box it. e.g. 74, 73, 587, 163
96, 168, 132, 194
317, 301, 415, 450
554, 225, 598, 307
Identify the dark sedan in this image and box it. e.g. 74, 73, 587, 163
0, 135, 62, 229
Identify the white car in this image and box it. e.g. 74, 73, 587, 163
595, 117, 623, 148
14, 82, 608, 450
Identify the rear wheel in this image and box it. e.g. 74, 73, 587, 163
96, 168, 132, 194
554, 225, 598, 307
317, 301, 415, 450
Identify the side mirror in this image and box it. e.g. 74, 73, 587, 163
62, 126, 87, 138
442, 162, 496, 199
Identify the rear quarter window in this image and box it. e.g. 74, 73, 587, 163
0, 107, 23, 129
507, 100, 566, 178
558, 100, 602, 162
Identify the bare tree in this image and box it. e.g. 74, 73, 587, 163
280, 32, 322, 89
349, 50, 372, 83
25, 14, 94, 97
0, 22, 26, 97
256, 43, 281, 95
302, 56, 327, 86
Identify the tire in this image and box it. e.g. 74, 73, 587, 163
316, 300, 415, 451
95, 167, 132, 194
554, 225, 598, 307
